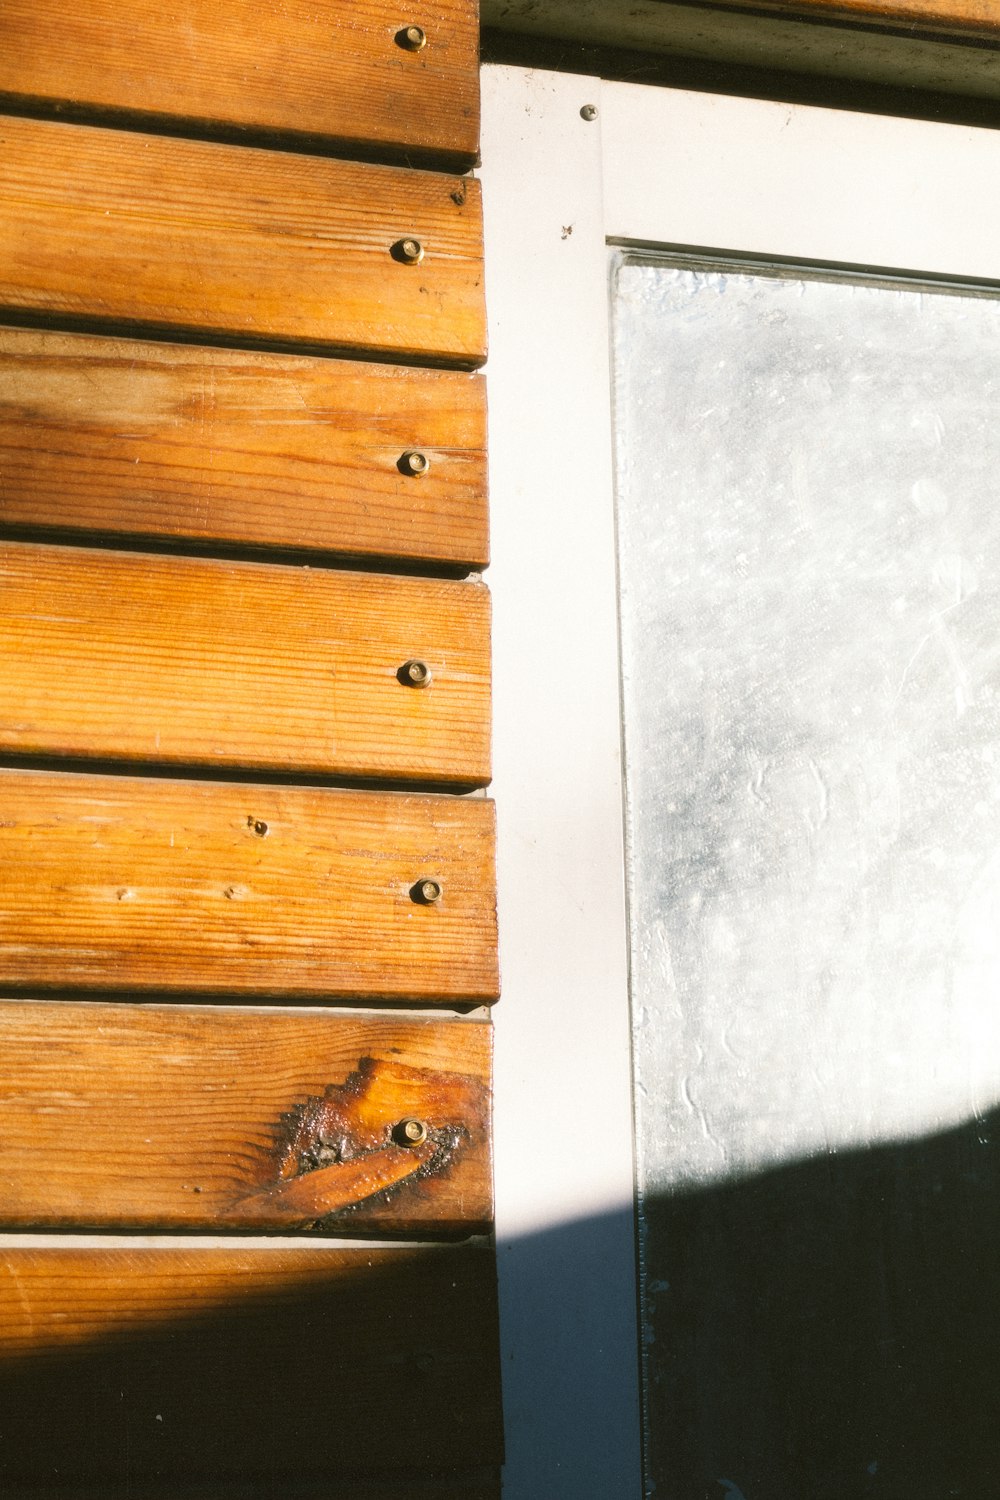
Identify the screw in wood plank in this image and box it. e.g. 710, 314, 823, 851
398, 659, 432, 688
247, 817, 269, 837
580, 104, 598, 121
393, 1117, 429, 1147
400, 450, 430, 477
392, 236, 425, 265
397, 24, 427, 49
411, 877, 442, 905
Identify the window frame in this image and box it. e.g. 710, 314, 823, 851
481, 66, 1000, 1499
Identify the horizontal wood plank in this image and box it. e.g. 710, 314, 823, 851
699, 0, 1000, 37
0, 115, 485, 365
0, 1245, 503, 1480
0, 1003, 491, 1233
0, 542, 490, 783
2, 1477, 502, 1500
0, 772, 499, 1002
0, 0, 479, 166
0, 327, 488, 568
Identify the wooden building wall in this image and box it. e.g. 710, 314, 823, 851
0, 5, 499, 1495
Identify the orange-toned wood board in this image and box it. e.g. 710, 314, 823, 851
0, 1245, 503, 1482
0, 542, 490, 783
0, 1002, 491, 1233
0, 327, 488, 568
0, 771, 499, 1002
0, 0, 479, 167
701, 0, 1000, 37
0, 115, 485, 366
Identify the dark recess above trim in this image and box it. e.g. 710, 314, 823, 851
481, 0, 1000, 120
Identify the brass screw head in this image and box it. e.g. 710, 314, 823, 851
401, 450, 430, 476
398, 24, 427, 49
394, 1117, 428, 1147
400, 658, 432, 688
580, 104, 598, 121
413, 877, 442, 905
394, 236, 424, 264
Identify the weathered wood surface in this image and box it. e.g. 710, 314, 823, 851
0, 543, 490, 783
0, 0, 480, 167
0, 328, 488, 568
699, 0, 1000, 36
0, 115, 486, 366
0, 1003, 491, 1233
0, 1245, 503, 1480
0, 772, 499, 1002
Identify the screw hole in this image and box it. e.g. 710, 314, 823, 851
398, 659, 432, 689
391, 236, 424, 265
396, 24, 427, 50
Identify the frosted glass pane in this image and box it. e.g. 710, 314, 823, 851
612, 255, 1000, 1499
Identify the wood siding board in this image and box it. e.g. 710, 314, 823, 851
2, 1477, 502, 1500
0, 1002, 492, 1233
0, 115, 486, 366
0, 1245, 503, 1480
0, 328, 489, 568
687, 0, 1000, 39
0, 771, 500, 1002
3, 1477, 501, 1500
0, 0, 480, 167
0, 542, 491, 783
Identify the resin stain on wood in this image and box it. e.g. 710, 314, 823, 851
0, 0, 480, 167
0, 771, 499, 1002
0, 115, 486, 366
0, 1002, 492, 1233
0, 327, 488, 569
0, 542, 491, 783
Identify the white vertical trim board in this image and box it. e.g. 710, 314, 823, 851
481, 66, 643, 1500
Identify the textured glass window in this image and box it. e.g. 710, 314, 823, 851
612, 253, 1000, 1499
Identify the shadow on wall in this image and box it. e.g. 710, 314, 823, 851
1, 1107, 999, 1500
501, 1105, 1000, 1500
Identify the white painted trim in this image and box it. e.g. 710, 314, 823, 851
481, 66, 643, 1499
483, 67, 1000, 1499
600, 81, 1000, 280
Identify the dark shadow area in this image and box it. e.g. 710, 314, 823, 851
481, 28, 1000, 133
2, 1109, 998, 1497
503, 1108, 1000, 1500
0, 1244, 501, 1493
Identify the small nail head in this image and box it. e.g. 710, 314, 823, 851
395, 236, 424, 264
401, 658, 432, 688
399, 24, 427, 49
402, 449, 430, 476
395, 1117, 428, 1146
417, 878, 442, 905
580, 103, 598, 121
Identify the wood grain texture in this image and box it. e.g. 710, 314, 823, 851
0, 0, 479, 166
0, 1245, 503, 1480
0, 542, 490, 783
692, 0, 1000, 37
0, 327, 488, 568
0, 1002, 491, 1233
0, 115, 485, 366
0, 771, 499, 1002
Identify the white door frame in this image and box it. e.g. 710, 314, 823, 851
481, 66, 1000, 1499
